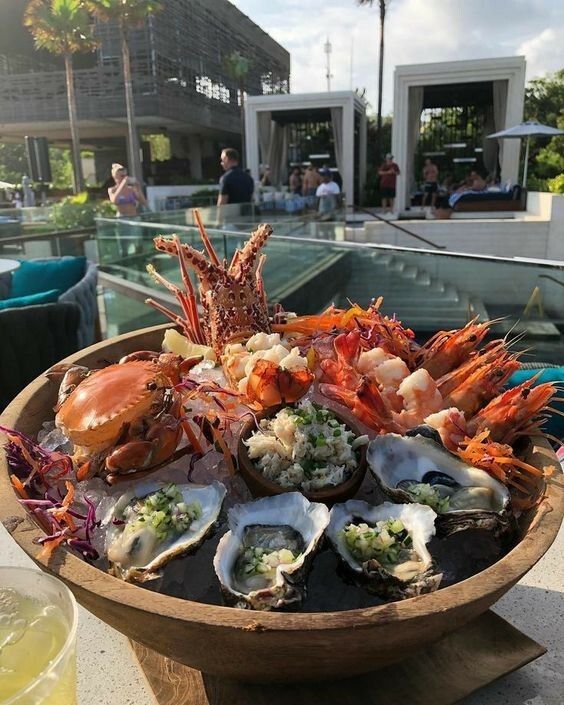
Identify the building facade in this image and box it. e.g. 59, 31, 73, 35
0, 0, 289, 183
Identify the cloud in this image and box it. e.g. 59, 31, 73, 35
517, 28, 564, 79
231, 0, 564, 115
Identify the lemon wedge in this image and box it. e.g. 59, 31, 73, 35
162, 329, 217, 362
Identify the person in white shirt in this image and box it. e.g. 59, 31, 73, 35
316, 168, 340, 215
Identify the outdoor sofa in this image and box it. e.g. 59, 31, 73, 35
0, 256, 98, 410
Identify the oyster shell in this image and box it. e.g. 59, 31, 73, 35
106, 480, 226, 582
213, 492, 329, 610
367, 433, 511, 536
327, 500, 442, 600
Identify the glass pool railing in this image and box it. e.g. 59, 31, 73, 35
94, 217, 564, 366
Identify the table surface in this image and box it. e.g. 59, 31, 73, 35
1, 516, 562, 705
0, 258, 20, 274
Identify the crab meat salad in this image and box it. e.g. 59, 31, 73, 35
244, 400, 369, 491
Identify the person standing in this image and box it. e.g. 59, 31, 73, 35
108, 163, 146, 217
302, 164, 321, 196
316, 168, 340, 216
108, 163, 147, 257
22, 175, 35, 208
218, 148, 254, 205
289, 167, 302, 195
422, 158, 439, 207
378, 153, 400, 212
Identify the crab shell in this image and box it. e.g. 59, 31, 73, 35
55, 360, 178, 456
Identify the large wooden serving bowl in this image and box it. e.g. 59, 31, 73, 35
1, 325, 562, 683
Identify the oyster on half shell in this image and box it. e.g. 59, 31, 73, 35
213, 492, 329, 610
106, 480, 226, 582
327, 500, 442, 600
367, 433, 511, 536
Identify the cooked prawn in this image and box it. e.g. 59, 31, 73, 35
442, 352, 520, 417
274, 301, 418, 367
415, 317, 495, 378
424, 408, 467, 451
319, 378, 402, 434
466, 379, 558, 445
395, 369, 443, 429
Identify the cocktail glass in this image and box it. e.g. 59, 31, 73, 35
0, 567, 78, 705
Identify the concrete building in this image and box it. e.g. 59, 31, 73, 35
391, 57, 526, 213
0, 0, 289, 184
245, 91, 367, 205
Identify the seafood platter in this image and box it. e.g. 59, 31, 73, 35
0, 214, 562, 683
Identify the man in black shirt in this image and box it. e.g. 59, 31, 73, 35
217, 148, 254, 205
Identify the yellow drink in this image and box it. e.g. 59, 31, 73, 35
0, 570, 77, 705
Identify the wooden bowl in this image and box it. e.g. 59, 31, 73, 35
237, 404, 367, 505
1, 324, 562, 683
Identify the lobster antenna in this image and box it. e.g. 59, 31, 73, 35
193, 209, 221, 267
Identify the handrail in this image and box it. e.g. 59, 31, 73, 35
98, 270, 181, 311
95, 217, 564, 270
0, 227, 93, 246
539, 274, 564, 288
349, 206, 446, 250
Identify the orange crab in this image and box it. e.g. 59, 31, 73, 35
53, 352, 198, 484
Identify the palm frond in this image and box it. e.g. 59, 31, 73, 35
24, 0, 97, 55
84, 0, 163, 28
224, 51, 251, 82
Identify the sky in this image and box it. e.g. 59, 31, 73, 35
231, 0, 564, 116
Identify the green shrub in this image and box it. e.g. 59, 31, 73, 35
547, 173, 564, 194
49, 193, 116, 230
526, 175, 549, 193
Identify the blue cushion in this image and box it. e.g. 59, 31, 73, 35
0, 288, 61, 310
507, 368, 564, 439
10, 257, 86, 298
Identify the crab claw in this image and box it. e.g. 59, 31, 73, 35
105, 441, 155, 473
48, 365, 90, 411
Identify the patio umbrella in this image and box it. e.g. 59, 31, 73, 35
0, 180, 16, 189
487, 120, 564, 188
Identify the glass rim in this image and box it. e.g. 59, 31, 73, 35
0, 566, 78, 705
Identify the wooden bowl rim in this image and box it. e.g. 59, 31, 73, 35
1, 324, 562, 634
237, 403, 368, 502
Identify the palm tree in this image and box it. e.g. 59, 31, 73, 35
358, 0, 389, 160
225, 51, 251, 166
24, 0, 97, 193
85, 0, 163, 183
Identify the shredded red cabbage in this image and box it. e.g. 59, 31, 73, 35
18, 485, 101, 564
1, 424, 73, 492
67, 538, 99, 560
187, 451, 203, 481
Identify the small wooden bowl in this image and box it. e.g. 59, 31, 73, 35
237, 404, 367, 505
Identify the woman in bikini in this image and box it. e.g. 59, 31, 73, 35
108, 163, 147, 257
108, 163, 147, 217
